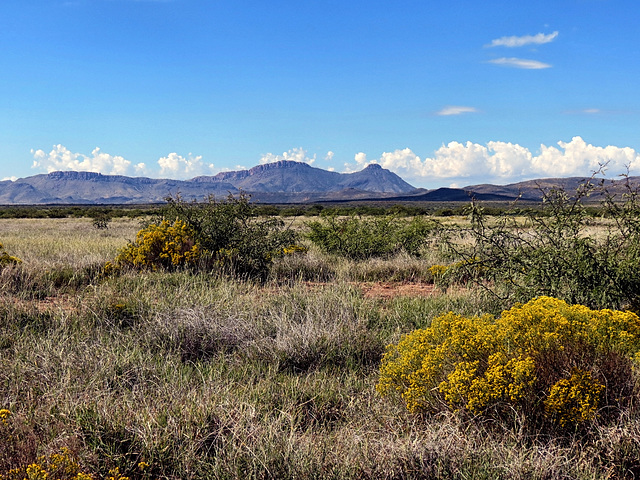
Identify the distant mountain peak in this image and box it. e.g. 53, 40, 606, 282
1, 161, 417, 204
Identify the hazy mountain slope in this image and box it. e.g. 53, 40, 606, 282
466, 176, 640, 201
0, 161, 416, 204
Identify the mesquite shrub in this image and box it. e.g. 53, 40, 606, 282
443, 178, 640, 310
306, 215, 436, 259
160, 193, 297, 279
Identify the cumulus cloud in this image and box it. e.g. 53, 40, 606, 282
343, 137, 640, 187
532, 137, 640, 177
2, 176, 17, 182
31, 145, 213, 179
259, 147, 317, 165
32, 144, 133, 175
344, 152, 369, 173
157, 152, 215, 178
488, 57, 552, 69
436, 106, 478, 116
487, 31, 559, 48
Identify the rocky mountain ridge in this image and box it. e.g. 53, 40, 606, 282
0, 161, 417, 204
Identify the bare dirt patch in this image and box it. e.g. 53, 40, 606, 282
1, 294, 79, 314
359, 282, 436, 299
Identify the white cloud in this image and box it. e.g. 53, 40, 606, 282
344, 152, 369, 173
325, 151, 335, 162
134, 163, 149, 175
564, 108, 606, 115
1, 176, 17, 182
436, 106, 478, 116
342, 137, 640, 187
532, 137, 640, 177
31, 145, 132, 175
488, 57, 552, 69
31, 144, 213, 179
487, 31, 559, 48
260, 147, 316, 165
157, 152, 215, 178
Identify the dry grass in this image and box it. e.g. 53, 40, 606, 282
0, 217, 139, 268
1, 217, 639, 479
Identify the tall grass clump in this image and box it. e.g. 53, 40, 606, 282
378, 296, 640, 431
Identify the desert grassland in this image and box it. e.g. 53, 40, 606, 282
1, 216, 640, 480
0, 218, 140, 268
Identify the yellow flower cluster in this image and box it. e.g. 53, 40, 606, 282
377, 296, 640, 425
0, 408, 10, 425
0, 242, 21, 267
1, 448, 93, 480
106, 467, 129, 480
428, 258, 485, 287
544, 369, 605, 427
428, 264, 447, 282
282, 244, 308, 256
113, 219, 200, 271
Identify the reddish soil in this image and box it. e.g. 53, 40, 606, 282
1, 294, 78, 314
359, 282, 436, 299
294, 281, 438, 299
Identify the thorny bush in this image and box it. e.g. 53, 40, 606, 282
441, 176, 640, 310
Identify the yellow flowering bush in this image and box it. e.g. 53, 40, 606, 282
112, 219, 200, 271
0, 242, 21, 267
1, 448, 93, 480
428, 264, 448, 285
378, 297, 640, 428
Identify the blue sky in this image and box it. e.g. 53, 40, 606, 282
1, 0, 639, 188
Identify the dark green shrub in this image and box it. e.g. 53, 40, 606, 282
160, 193, 297, 279
306, 215, 436, 259
92, 214, 111, 230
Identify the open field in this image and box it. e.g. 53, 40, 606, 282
2, 213, 640, 479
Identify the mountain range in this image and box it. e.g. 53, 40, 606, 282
0, 160, 636, 205
0, 161, 416, 204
